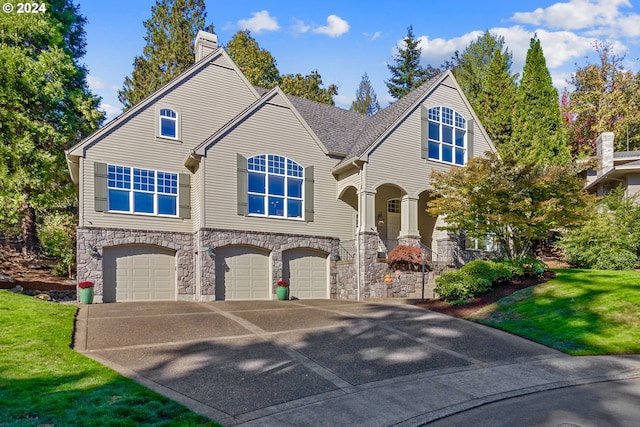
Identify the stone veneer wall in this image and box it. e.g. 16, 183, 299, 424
76, 227, 195, 303
199, 229, 339, 299
335, 260, 357, 299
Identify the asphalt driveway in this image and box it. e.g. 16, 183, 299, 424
74, 300, 640, 426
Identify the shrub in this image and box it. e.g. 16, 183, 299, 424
434, 271, 479, 305
38, 213, 76, 277
593, 249, 638, 270
435, 257, 544, 305
387, 245, 431, 272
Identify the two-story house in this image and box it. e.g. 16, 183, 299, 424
65, 31, 498, 303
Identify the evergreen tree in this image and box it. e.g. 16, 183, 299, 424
118, 0, 214, 109
226, 30, 279, 89
477, 49, 517, 152
563, 42, 640, 156
350, 73, 380, 116
0, 0, 104, 254
507, 35, 570, 165
386, 26, 439, 100
444, 31, 517, 153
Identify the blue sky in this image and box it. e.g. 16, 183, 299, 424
79, 0, 640, 120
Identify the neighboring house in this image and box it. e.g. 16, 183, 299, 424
65, 31, 498, 303
585, 132, 640, 197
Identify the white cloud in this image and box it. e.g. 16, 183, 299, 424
312, 15, 350, 38
290, 18, 310, 35
333, 94, 352, 109
100, 103, 121, 121
369, 31, 382, 41
87, 75, 118, 91
413, 31, 483, 67
238, 10, 280, 34
510, 0, 630, 30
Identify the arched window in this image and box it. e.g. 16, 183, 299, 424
247, 154, 304, 219
426, 106, 466, 165
159, 108, 178, 139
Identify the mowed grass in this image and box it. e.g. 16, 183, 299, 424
0, 291, 220, 427
470, 269, 640, 355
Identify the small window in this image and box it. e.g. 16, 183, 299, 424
159, 108, 177, 139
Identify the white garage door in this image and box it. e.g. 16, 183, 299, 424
283, 249, 328, 299
103, 245, 176, 302
215, 246, 270, 300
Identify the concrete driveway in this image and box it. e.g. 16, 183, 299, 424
74, 300, 640, 426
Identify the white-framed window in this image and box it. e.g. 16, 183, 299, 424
427, 106, 467, 165
159, 108, 178, 139
107, 164, 178, 216
247, 154, 304, 219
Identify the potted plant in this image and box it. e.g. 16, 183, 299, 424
276, 280, 289, 301
78, 281, 94, 304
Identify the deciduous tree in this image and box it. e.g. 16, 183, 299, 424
225, 30, 279, 89
279, 71, 338, 105
428, 153, 592, 258
118, 0, 214, 109
563, 42, 640, 157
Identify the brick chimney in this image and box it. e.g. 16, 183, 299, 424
596, 132, 614, 177
194, 31, 218, 61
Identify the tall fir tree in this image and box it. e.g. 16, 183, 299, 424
226, 30, 280, 89
445, 31, 517, 153
118, 0, 214, 109
386, 26, 439, 100
508, 35, 570, 165
350, 73, 380, 116
477, 48, 517, 152
0, 0, 104, 254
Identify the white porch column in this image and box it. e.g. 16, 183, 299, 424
399, 195, 420, 239
358, 190, 377, 233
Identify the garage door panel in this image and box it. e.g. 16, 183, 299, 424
215, 246, 270, 300
283, 249, 328, 299
103, 246, 176, 302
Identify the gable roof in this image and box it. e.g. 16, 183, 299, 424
66, 48, 259, 158
254, 87, 368, 157
337, 72, 444, 167
189, 86, 330, 163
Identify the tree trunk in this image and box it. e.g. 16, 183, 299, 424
20, 203, 38, 256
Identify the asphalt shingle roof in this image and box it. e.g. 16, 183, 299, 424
254, 72, 445, 164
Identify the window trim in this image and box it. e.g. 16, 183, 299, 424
424, 106, 467, 166
246, 154, 305, 220
106, 163, 179, 217
157, 106, 181, 141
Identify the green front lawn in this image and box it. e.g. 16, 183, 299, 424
470, 269, 640, 355
0, 291, 220, 427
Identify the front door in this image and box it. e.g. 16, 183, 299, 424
386, 198, 401, 251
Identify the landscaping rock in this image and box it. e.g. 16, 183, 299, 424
0, 271, 15, 283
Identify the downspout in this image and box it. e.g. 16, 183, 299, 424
352, 161, 363, 301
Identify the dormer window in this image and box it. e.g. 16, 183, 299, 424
159, 108, 177, 139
